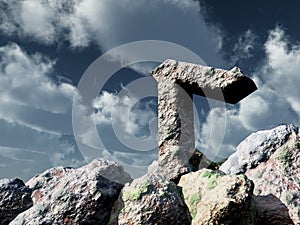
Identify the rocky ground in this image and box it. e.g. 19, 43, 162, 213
1, 124, 299, 224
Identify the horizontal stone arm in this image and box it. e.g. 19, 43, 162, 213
152, 59, 257, 104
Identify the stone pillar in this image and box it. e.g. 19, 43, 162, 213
152, 59, 257, 181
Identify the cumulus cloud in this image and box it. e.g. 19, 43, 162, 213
196, 107, 246, 161
239, 27, 300, 129
0, 42, 86, 181
231, 29, 258, 63
0, 0, 224, 66
78, 89, 157, 154
263, 27, 300, 116
20, 1, 56, 43
0, 0, 74, 44
92, 91, 157, 139
72, 89, 158, 177
198, 27, 300, 161
0, 43, 75, 133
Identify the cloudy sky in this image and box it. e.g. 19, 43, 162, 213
1, 0, 300, 180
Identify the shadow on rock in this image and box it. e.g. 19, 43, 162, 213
253, 194, 295, 225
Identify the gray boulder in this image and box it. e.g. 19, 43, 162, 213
0, 178, 32, 225
220, 124, 298, 174
178, 169, 255, 225
10, 159, 132, 225
109, 173, 191, 225
252, 195, 295, 225
245, 133, 300, 224
221, 124, 300, 224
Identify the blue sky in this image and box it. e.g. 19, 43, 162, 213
1, 0, 300, 180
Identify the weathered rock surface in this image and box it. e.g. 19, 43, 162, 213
147, 149, 217, 184
252, 195, 295, 225
220, 124, 298, 174
152, 59, 257, 181
0, 178, 32, 225
178, 169, 255, 225
246, 134, 300, 224
3, 124, 300, 224
152, 59, 257, 104
10, 159, 132, 225
109, 173, 191, 225
221, 124, 300, 224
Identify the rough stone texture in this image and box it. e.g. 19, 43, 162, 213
109, 173, 191, 225
252, 195, 295, 225
0, 178, 32, 225
152, 59, 257, 104
221, 124, 300, 224
152, 59, 257, 181
10, 159, 132, 225
147, 149, 218, 184
220, 124, 298, 174
178, 169, 255, 225
246, 134, 300, 224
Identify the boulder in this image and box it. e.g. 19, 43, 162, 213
4, 124, 300, 224
109, 173, 191, 225
178, 169, 255, 225
246, 133, 300, 224
0, 178, 32, 225
221, 124, 300, 224
252, 195, 294, 225
10, 159, 132, 225
220, 124, 298, 174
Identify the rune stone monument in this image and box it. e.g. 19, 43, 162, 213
152, 59, 257, 181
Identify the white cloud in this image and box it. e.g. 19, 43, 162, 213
92, 91, 157, 139
0, 43, 75, 134
198, 27, 300, 161
0, 42, 85, 180
196, 106, 248, 161
239, 27, 300, 129
0, 0, 225, 66
232, 29, 258, 63
72, 90, 158, 177
263, 27, 300, 116
20, 1, 56, 43
69, 0, 225, 66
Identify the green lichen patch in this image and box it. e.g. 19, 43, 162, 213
189, 193, 201, 206
190, 207, 197, 219
202, 170, 218, 178
285, 192, 299, 206
189, 193, 201, 218
254, 170, 264, 179
202, 170, 221, 190
207, 179, 218, 190
167, 182, 180, 195
278, 147, 293, 169
254, 188, 262, 195
293, 141, 299, 149
123, 181, 154, 201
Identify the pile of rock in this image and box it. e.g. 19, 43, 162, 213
1, 124, 298, 224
